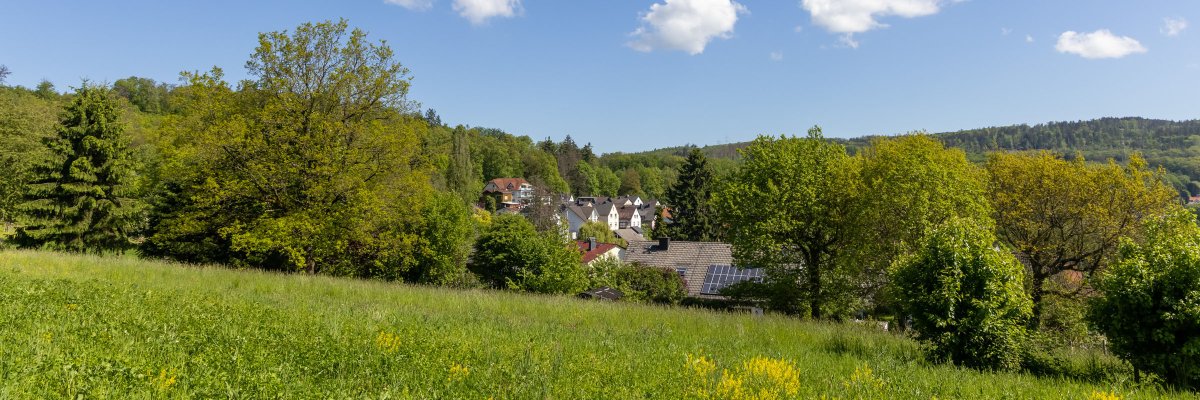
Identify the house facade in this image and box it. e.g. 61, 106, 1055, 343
482, 178, 535, 205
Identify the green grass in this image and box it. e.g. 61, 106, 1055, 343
0, 250, 1188, 399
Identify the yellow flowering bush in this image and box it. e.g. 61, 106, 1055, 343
686, 355, 801, 400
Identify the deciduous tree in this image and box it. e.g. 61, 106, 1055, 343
987, 151, 1177, 324
718, 128, 861, 319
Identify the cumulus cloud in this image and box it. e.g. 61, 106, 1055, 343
1162, 17, 1188, 37
1055, 30, 1146, 59
1001, 27, 1012, 36
453, 0, 522, 25
628, 0, 747, 55
1025, 34, 1034, 43
384, 0, 433, 11
800, 0, 948, 48
770, 51, 784, 61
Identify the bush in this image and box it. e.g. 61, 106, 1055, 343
892, 218, 1032, 370
1089, 209, 1200, 390
470, 214, 587, 294
610, 263, 686, 305
587, 259, 686, 305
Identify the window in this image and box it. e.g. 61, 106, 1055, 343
676, 267, 688, 279
700, 265, 764, 295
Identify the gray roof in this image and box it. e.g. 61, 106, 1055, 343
622, 240, 734, 297
615, 228, 645, 241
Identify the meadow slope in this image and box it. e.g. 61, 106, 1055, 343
0, 250, 1186, 399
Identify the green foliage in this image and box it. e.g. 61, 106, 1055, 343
893, 218, 1032, 371
718, 128, 860, 320
470, 215, 586, 294
618, 168, 644, 197
143, 20, 433, 277
578, 221, 625, 247
853, 134, 992, 313
987, 151, 1178, 323
112, 76, 173, 114
0, 86, 59, 225
610, 263, 686, 304
13, 85, 141, 253
446, 125, 479, 203
664, 147, 720, 242
1089, 209, 1200, 389
404, 192, 476, 286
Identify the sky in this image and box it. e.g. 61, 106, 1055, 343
1, 0, 1197, 153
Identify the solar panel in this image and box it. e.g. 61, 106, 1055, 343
701, 265, 764, 295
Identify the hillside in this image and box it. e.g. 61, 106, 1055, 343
0, 250, 1185, 399
618, 117, 1200, 195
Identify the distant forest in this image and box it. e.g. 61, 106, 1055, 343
625, 117, 1200, 199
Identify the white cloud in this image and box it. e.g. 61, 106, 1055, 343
1025, 34, 1034, 43
452, 0, 522, 25
801, 0, 946, 34
628, 0, 748, 55
1162, 17, 1188, 37
384, 0, 433, 11
838, 34, 860, 48
1055, 30, 1146, 59
770, 51, 784, 61
1001, 27, 1012, 36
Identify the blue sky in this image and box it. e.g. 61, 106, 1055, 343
2, 0, 1197, 153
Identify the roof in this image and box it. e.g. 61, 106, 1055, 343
622, 239, 734, 297
578, 287, 624, 301
616, 204, 641, 221
576, 241, 620, 264
484, 178, 530, 193
615, 228, 645, 242
596, 203, 617, 220
564, 204, 595, 220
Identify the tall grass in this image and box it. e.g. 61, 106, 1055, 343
0, 250, 1185, 398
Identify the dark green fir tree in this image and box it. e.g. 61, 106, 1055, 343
14, 85, 140, 252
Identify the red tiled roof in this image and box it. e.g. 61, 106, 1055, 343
576, 241, 619, 264
484, 178, 530, 193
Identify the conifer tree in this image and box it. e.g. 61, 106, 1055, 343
664, 147, 719, 241
14, 85, 139, 252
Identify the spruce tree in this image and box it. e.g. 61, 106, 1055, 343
664, 147, 719, 241
14, 85, 139, 252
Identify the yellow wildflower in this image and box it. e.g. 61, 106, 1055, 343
687, 354, 717, 377
1088, 390, 1121, 400
151, 368, 178, 391
448, 362, 470, 382
375, 331, 402, 354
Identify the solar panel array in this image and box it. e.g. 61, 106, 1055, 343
701, 265, 764, 295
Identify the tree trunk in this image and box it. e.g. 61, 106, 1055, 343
1028, 271, 1045, 329
808, 253, 822, 320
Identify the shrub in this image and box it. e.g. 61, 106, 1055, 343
1089, 209, 1200, 390
470, 214, 587, 294
893, 218, 1032, 370
610, 263, 686, 305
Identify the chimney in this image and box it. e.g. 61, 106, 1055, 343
659, 237, 670, 251
588, 237, 597, 251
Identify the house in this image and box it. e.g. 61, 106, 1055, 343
561, 195, 660, 238
482, 178, 535, 205
621, 238, 763, 299
577, 238, 621, 265
563, 203, 599, 239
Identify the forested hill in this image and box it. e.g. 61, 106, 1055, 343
624, 117, 1200, 196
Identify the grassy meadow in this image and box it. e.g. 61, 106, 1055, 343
0, 250, 1189, 399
